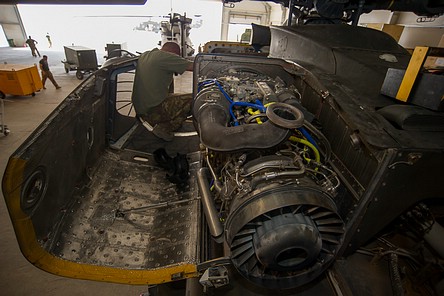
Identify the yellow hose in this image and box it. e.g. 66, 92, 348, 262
289, 136, 321, 163
247, 108, 263, 124
247, 102, 276, 124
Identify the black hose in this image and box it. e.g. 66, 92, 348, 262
304, 120, 332, 162
193, 89, 290, 151
389, 253, 404, 296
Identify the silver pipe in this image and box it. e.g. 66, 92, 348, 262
250, 169, 305, 190
197, 167, 224, 242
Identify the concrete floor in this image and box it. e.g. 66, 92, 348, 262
0, 47, 148, 295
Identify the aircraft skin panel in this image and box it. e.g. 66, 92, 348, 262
1, 54, 202, 285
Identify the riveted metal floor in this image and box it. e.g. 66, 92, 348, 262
47, 149, 201, 271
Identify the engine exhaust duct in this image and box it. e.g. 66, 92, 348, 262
197, 167, 224, 242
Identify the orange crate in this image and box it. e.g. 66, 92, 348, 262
0, 64, 43, 97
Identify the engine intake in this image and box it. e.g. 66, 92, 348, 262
225, 181, 344, 289
193, 86, 305, 151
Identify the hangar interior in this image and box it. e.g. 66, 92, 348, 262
1, 1, 444, 49
0, 0, 444, 296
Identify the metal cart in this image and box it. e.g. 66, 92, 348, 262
0, 63, 43, 136
104, 43, 127, 60
62, 46, 99, 80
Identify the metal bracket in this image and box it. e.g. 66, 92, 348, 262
388, 152, 422, 169
199, 266, 229, 289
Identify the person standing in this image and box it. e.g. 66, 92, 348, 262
131, 42, 193, 141
46, 33, 52, 48
39, 55, 61, 89
25, 36, 41, 57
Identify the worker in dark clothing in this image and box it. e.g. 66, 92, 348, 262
39, 55, 61, 89
25, 36, 41, 57
131, 42, 193, 141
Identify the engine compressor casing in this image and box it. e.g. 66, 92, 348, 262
225, 177, 344, 289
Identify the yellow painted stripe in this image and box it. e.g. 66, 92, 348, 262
396, 46, 429, 102
3, 157, 199, 285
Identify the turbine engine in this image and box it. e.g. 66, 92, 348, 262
193, 66, 345, 289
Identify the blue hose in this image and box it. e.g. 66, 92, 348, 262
298, 127, 318, 148
231, 101, 266, 112
198, 80, 267, 126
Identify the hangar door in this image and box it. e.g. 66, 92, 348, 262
0, 5, 27, 47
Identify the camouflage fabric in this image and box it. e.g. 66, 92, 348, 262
131, 48, 192, 115
140, 93, 193, 132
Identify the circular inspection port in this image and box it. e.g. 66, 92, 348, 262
86, 126, 94, 149
21, 167, 47, 213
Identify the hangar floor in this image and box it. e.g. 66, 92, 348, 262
0, 47, 151, 296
